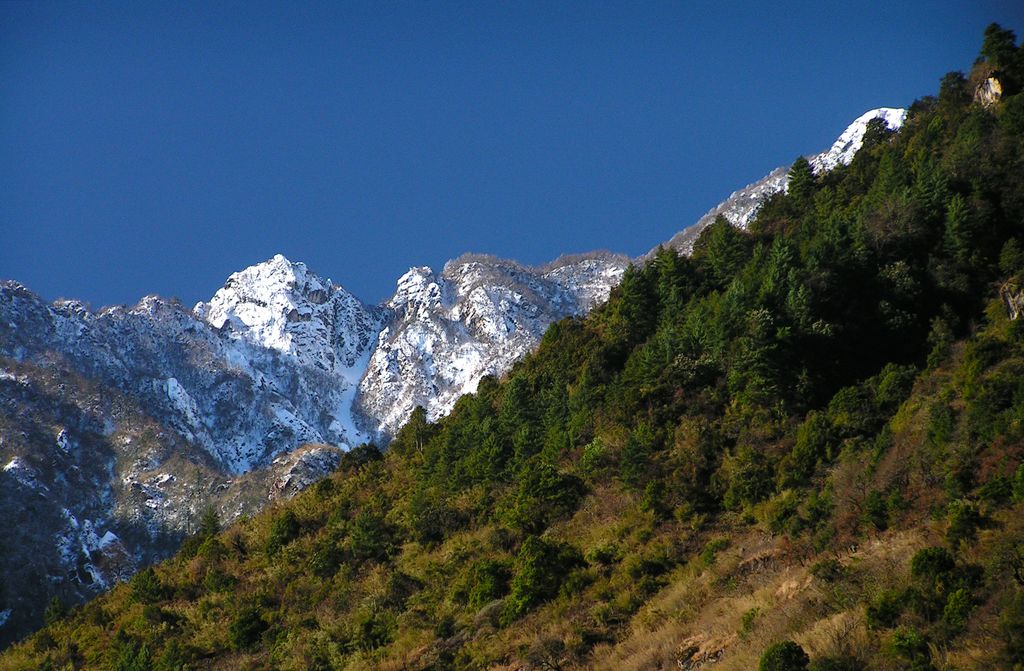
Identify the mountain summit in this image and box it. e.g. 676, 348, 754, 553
195, 254, 382, 375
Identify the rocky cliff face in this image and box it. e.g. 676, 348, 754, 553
655, 108, 908, 256
357, 253, 628, 437
0, 347, 350, 646
975, 75, 1004, 107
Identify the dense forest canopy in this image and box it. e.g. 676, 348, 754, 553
4, 23, 1024, 671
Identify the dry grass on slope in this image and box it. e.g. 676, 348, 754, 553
590, 528, 930, 671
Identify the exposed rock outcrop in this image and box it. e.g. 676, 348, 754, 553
975, 74, 1004, 107
1001, 279, 1024, 319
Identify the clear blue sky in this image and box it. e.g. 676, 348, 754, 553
3, 2, 1023, 307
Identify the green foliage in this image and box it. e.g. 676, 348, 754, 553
787, 157, 816, 202
229, 605, 267, 651
888, 628, 936, 671
911, 547, 956, 589
692, 215, 751, 288
866, 589, 905, 630
42, 596, 64, 626
339, 442, 383, 471
180, 507, 222, 559
154, 639, 188, 671
346, 510, 397, 562
108, 632, 151, 671
758, 640, 810, 671
946, 498, 983, 547
265, 509, 301, 557
941, 587, 973, 633
700, 537, 729, 567
1001, 589, 1024, 665
503, 459, 585, 533
740, 606, 760, 636
980, 22, 1023, 94
350, 607, 395, 652
503, 536, 583, 623
1000, 238, 1024, 276
461, 559, 511, 609
128, 567, 164, 604
862, 490, 890, 532
198, 507, 220, 537
809, 558, 846, 583
721, 446, 773, 509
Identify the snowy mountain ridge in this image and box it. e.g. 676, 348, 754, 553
656, 107, 907, 256
358, 253, 628, 437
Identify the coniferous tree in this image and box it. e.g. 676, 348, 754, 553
787, 156, 815, 202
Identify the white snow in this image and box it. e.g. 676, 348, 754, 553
165, 377, 203, 432
56, 428, 70, 452
0, 369, 28, 385
196, 253, 380, 374
53, 510, 126, 590
3, 456, 46, 492
98, 531, 119, 548
810, 107, 907, 174
152, 473, 175, 486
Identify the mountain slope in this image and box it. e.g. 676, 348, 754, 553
4, 26, 1022, 671
0, 251, 627, 645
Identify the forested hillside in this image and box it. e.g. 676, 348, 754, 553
4, 24, 1024, 671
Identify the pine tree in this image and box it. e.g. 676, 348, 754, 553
982, 23, 1018, 70
943, 193, 971, 262
787, 156, 815, 202
694, 215, 749, 288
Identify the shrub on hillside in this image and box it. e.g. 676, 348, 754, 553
503, 536, 583, 623
759, 640, 809, 671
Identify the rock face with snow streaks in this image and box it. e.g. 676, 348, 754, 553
2, 260, 379, 476
356, 253, 629, 438
195, 254, 382, 375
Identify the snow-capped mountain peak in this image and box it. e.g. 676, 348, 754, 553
810, 107, 908, 174
388, 266, 445, 316
195, 254, 380, 373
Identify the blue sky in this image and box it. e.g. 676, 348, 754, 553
3, 2, 1023, 307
